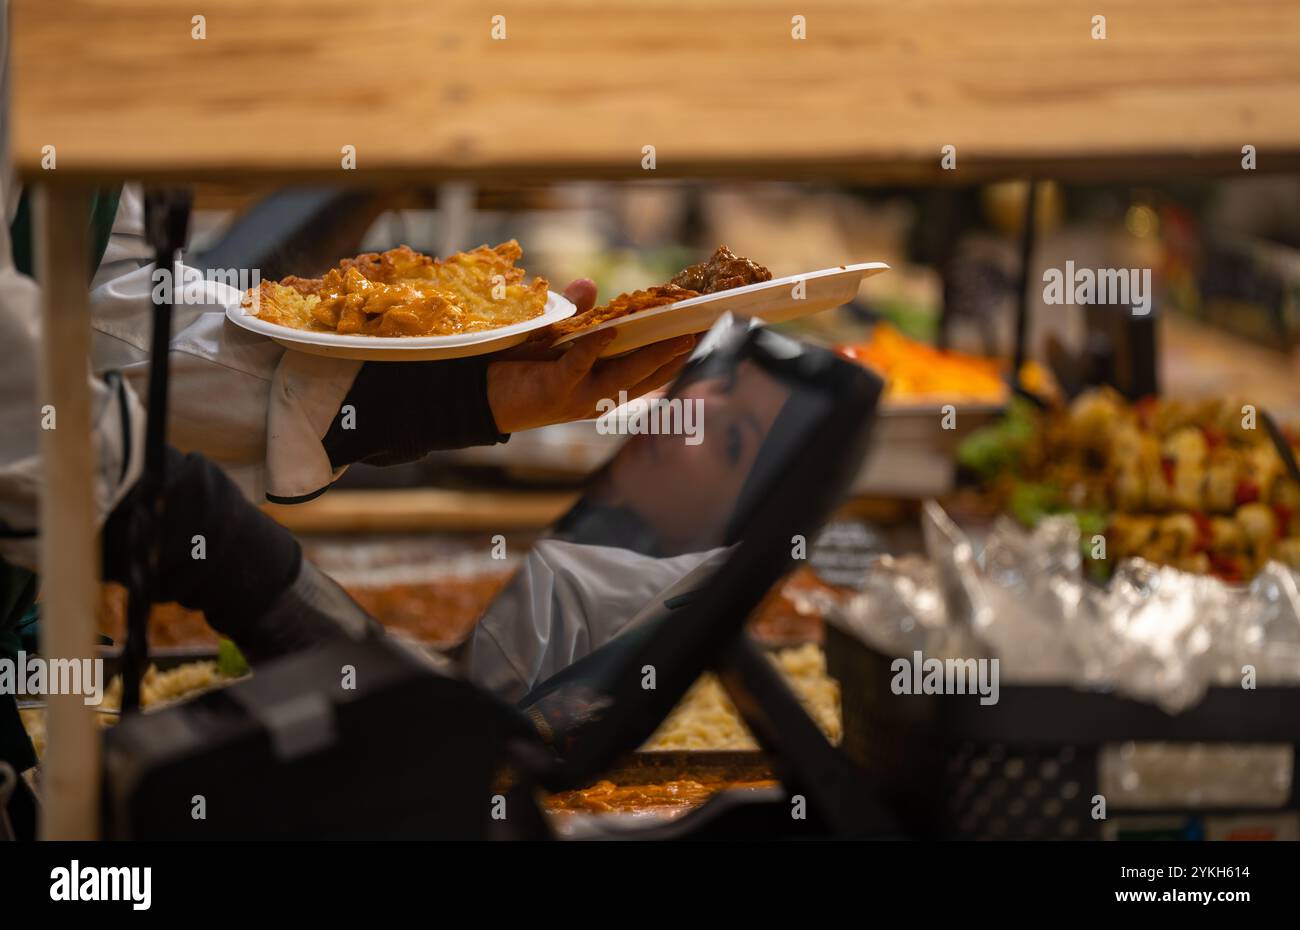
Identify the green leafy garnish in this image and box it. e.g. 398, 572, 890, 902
217, 637, 250, 678
957, 397, 1038, 479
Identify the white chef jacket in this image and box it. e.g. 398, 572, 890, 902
0, 3, 361, 570
462, 539, 724, 701
86, 185, 362, 503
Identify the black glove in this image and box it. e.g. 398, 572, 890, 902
321, 356, 507, 469
102, 447, 376, 663
231, 559, 378, 663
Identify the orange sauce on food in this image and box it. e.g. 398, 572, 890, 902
544, 777, 778, 814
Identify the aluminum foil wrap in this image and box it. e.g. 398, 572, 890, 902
834, 501, 1300, 713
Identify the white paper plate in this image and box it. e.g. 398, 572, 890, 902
553, 262, 889, 357
225, 290, 576, 361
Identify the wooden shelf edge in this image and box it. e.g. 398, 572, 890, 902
262, 488, 578, 535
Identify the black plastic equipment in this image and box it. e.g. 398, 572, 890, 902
101, 635, 541, 839
517, 322, 897, 837
102, 319, 891, 839
826, 621, 1300, 840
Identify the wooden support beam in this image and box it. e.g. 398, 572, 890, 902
34, 187, 101, 840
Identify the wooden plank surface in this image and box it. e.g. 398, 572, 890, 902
34, 189, 101, 839
263, 488, 578, 535
11, 0, 1300, 184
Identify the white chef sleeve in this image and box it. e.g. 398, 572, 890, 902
88, 186, 362, 502
0, 215, 144, 571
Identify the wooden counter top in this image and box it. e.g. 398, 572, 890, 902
13, 0, 1300, 185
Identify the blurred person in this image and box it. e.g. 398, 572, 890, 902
576, 360, 791, 554
462, 355, 822, 700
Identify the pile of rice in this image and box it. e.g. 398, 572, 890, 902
641, 643, 840, 751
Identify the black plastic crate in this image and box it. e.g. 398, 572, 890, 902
825, 622, 1300, 840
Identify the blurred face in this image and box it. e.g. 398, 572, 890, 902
601, 361, 789, 553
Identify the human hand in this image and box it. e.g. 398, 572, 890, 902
486, 279, 695, 434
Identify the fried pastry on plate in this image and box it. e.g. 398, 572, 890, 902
242, 241, 548, 338
543, 284, 699, 340
534, 245, 769, 345
245, 280, 320, 330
